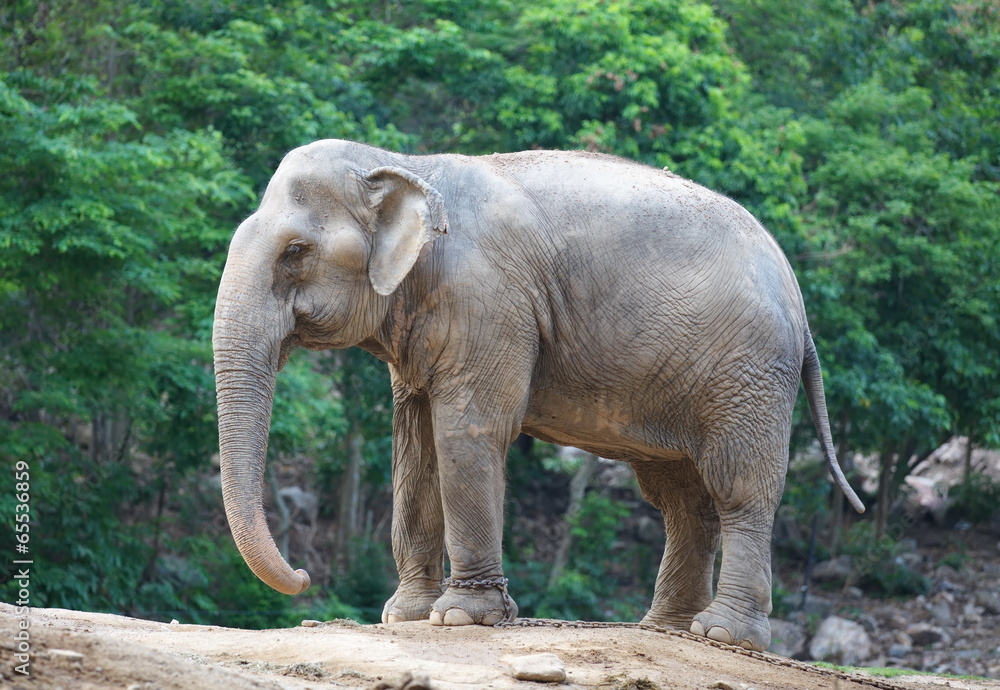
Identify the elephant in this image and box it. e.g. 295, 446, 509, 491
212, 138, 864, 652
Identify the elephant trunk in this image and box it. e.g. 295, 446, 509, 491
213, 287, 311, 595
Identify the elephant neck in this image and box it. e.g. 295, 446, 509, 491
356, 335, 396, 365
362, 267, 444, 374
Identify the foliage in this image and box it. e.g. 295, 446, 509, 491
946, 474, 1000, 525
781, 458, 839, 524
146, 534, 363, 628
770, 582, 799, 620
815, 662, 985, 681
840, 522, 931, 597
0, 67, 249, 612
813, 663, 926, 679
328, 536, 395, 624
719, 0, 999, 542
0, 432, 147, 611
936, 547, 970, 572
509, 490, 649, 621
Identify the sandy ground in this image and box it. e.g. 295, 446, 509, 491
1, 604, 999, 690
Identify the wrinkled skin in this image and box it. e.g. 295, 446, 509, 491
213, 139, 863, 652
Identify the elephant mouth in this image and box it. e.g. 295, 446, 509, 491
277, 333, 299, 371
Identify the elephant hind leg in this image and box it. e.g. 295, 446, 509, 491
689, 427, 789, 651
633, 458, 720, 630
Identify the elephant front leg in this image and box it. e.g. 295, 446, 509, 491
426, 390, 525, 626
382, 390, 445, 623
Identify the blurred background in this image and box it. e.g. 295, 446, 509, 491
1, 0, 998, 676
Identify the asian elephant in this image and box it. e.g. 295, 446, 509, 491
212, 138, 864, 652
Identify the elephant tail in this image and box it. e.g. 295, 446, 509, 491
802, 329, 866, 513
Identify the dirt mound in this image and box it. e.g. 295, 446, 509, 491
2, 605, 999, 690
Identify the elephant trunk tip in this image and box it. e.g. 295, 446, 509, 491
288, 568, 311, 595
839, 467, 866, 515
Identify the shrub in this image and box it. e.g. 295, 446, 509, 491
947, 473, 1000, 525
841, 522, 931, 598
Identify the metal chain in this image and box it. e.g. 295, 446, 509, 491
442, 577, 517, 624
496, 617, 911, 690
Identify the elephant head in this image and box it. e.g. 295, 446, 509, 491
212, 141, 447, 594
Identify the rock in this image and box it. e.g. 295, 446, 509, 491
954, 649, 983, 660
509, 653, 566, 683
373, 671, 434, 690
887, 632, 913, 659
768, 620, 807, 658
975, 590, 1000, 615
873, 605, 908, 629
902, 476, 949, 523
927, 600, 955, 627
811, 556, 853, 583
708, 682, 751, 690
301, 618, 359, 628
800, 594, 833, 618
808, 616, 872, 666
49, 649, 84, 663
888, 644, 911, 658
906, 623, 951, 647
846, 586, 865, 600
933, 564, 962, 583
961, 600, 983, 624
855, 613, 878, 634
284, 662, 327, 679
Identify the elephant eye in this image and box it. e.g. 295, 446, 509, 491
285, 239, 310, 257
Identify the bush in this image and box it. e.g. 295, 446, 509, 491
331, 536, 395, 623
506, 489, 651, 622
841, 522, 930, 598
947, 474, 1000, 525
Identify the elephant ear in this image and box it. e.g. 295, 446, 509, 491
358, 166, 448, 296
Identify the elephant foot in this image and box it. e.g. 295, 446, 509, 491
428, 579, 518, 626
381, 584, 444, 624
639, 609, 700, 630
690, 602, 770, 651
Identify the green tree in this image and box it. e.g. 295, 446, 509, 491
719, 0, 1000, 533
0, 69, 251, 608
0, 1, 394, 620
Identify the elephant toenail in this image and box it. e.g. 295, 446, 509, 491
442, 608, 475, 626
706, 626, 735, 645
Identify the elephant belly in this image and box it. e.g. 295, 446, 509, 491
520, 389, 687, 462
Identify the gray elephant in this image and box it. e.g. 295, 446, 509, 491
213, 139, 863, 652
